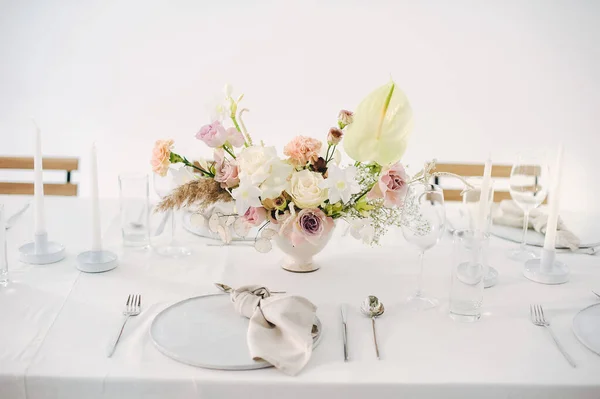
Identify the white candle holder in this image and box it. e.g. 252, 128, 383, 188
523, 248, 569, 284
19, 232, 66, 264
77, 250, 118, 273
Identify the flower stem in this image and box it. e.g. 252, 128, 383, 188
182, 158, 214, 178
223, 145, 237, 160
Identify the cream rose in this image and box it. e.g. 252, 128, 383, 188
289, 170, 328, 209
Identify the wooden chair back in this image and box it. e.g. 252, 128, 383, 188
432, 163, 513, 202
0, 157, 79, 196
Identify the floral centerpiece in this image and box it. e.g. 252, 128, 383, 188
151, 81, 465, 272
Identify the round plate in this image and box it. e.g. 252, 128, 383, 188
150, 294, 322, 370
573, 303, 600, 356
181, 210, 258, 242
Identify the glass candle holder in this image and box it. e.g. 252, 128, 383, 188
0, 204, 9, 286
119, 173, 150, 247
449, 230, 485, 322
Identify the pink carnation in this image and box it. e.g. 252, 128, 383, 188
367, 162, 408, 207
151, 139, 174, 177
241, 207, 267, 227
196, 121, 227, 148
283, 136, 322, 166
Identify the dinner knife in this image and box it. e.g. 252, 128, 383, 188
341, 304, 348, 362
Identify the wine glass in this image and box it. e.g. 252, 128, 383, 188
150, 170, 192, 257
507, 154, 549, 261
401, 183, 446, 310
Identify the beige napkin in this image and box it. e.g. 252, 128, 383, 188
492, 200, 580, 250
229, 285, 317, 376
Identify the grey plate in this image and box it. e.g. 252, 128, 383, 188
150, 294, 322, 370
573, 303, 600, 356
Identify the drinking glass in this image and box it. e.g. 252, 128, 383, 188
0, 204, 8, 286
401, 183, 446, 310
150, 170, 192, 257
119, 173, 149, 247
462, 177, 497, 287
449, 230, 484, 322
508, 155, 549, 261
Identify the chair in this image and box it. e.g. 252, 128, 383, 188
432, 163, 513, 202
0, 156, 79, 196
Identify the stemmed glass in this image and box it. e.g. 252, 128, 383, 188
401, 183, 446, 310
508, 155, 549, 261
151, 170, 192, 257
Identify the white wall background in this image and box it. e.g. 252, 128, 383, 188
1, 0, 599, 211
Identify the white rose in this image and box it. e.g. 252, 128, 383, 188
238, 146, 278, 184
289, 170, 328, 209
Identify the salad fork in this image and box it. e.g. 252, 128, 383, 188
107, 294, 142, 357
530, 304, 576, 368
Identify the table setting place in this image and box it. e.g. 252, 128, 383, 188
2, 80, 600, 399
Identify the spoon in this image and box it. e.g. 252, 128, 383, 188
361, 295, 385, 360
593, 290, 600, 299
214, 283, 286, 295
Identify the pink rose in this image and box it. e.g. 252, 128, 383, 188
226, 127, 246, 148
151, 139, 174, 177
367, 162, 408, 207
283, 136, 322, 166
241, 207, 267, 227
289, 208, 334, 246
196, 121, 227, 148
214, 149, 240, 188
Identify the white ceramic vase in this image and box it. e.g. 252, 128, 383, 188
272, 225, 335, 273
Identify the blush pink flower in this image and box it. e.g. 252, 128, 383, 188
151, 139, 174, 177
226, 127, 246, 148
241, 206, 267, 227
214, 149, 240, 188
289, 208, 334, 246
283, 136, 322, 166
196, 121, 228, 148
367, 162, 408, 207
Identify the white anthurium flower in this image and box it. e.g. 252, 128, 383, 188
231, 178, 262, 215
349, 218, 375, 244
260, 159, 293, 199
343, 80, 413, 165
237, 146, 279, 185
320, 164, 360, 204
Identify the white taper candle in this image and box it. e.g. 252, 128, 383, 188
543, 144, 564, 251
32, 119, 46, 235
477, 158, 493, 234
90, 144, 102, 251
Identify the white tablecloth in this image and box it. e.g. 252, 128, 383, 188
1, 195, 600, 399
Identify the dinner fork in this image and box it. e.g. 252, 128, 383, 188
530, 304, 576, 368
107, 294, 142, 357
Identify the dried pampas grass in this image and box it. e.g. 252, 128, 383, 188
156, 178, 232, 212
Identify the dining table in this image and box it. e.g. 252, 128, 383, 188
1, 194, 600, 399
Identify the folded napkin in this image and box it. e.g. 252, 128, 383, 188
229, 285, 317, 376
492, 200, 580, 250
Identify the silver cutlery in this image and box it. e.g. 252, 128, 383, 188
530, 304, 576, 368
107, 294, 142, 357
340, 304, 349, 362
361, 296, 385, 360
214, 283, 286, 295
5, 202, 30, 230
592, 290, 600, 299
